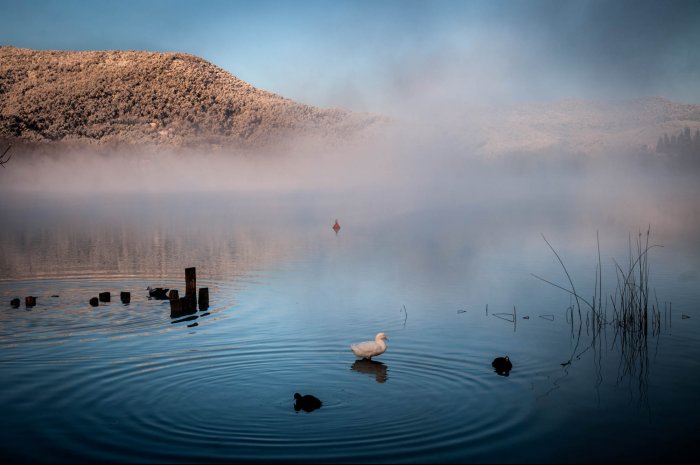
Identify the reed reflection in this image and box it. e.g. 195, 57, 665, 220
535, 230, 667, 408
351, 359, 388, 383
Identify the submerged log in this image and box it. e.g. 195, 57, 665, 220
11, 298, 20, 307
198, 287, 209, 310
99, 292, 110, 303
120, 291, 131, 304
89, 297, 99, 307
25, 296, 36, 307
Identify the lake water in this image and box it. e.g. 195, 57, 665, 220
1, 163, 699, 463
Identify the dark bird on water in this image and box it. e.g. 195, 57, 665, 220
492, 356, 513, 376
294, 393, 322, 413
147, 286, 169, 299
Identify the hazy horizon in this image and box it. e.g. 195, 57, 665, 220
1, 0, 699, 195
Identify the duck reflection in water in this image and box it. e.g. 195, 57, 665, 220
294, 393, 322, 413
351, 359, 388, 383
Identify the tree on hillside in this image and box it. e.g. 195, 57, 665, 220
656, 127, 700, 165
0, 145, 11, 168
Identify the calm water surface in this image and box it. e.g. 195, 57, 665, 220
1, 168, 699, 463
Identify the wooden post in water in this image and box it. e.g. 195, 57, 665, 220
187, 294, 197, 313
171, 297, 195, 318
25, 296, 36, 307
170, 289, 182, 318
99, 292, 110, 303
11, 298, 20, 307
89, 297, 99, 307
185, 267, 196, 298
168, 289, 179, 301
185, 267, 197, 312
199, 288, 209, 310
120, 292, 131, 304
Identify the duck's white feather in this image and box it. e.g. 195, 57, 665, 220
350, 332, 387, 359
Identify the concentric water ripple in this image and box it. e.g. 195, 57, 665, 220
2, 232, 696, 462
0, 282, 540, 463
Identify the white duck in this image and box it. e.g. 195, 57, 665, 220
350, 332, 388, 360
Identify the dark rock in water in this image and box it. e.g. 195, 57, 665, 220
147, 286, 169, 299
10, 298, 20, 307
99, 292, 110, 303
25, 296, 36, 307
492, 356, 513, 376
89, 297, 99, 307
294, 393, 322, 413
120, 291, 131, 304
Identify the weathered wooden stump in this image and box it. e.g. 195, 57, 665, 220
25, 296, 36, 307
198, 287, 209, 310
89, 297, 99, 307
171, 296, 197, 318
120, 291, 131, 304
99, 292, 110, 303
185, 267, 197, 305
169, 290, 180, 315
170, 294, 182, 314
185, 294, 197, 313
169, 268, 205, 317
11, 298, 20, 307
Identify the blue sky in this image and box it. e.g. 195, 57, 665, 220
1, 0, 699, 111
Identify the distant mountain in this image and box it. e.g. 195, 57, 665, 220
474, 97, 700, 158
2, 46, 698, 160
0, 46, 379, 151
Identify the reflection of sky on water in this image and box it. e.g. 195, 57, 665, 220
2, 168, 699, 316
0, 167, 699, 462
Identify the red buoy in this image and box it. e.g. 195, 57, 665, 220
332, 219, 341, 233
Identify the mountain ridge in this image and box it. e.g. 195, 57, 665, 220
0, 46, 378, 151
2, 46, 699, 159
473, 96, 700, 158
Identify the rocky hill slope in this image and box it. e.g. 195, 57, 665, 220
474, 97, 700, 158
0, 46, 376, 151
2, 46, 698, 160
